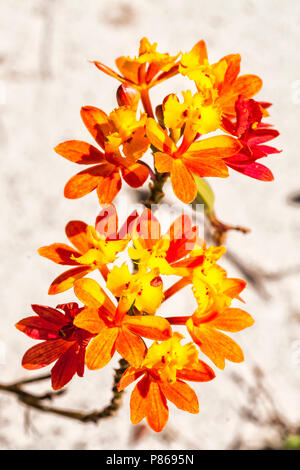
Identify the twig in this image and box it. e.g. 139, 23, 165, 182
0, 358, 128, 424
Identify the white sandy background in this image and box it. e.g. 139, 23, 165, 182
0, 0, 300, 449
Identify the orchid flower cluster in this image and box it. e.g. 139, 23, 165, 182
16, 38, 279, 432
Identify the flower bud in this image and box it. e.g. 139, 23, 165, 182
116, 84, 140, 108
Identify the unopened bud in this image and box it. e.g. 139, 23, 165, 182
116, 84, 140, 108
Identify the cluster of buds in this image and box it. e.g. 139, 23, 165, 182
16, 38, 279, 432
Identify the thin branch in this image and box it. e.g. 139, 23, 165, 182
0, 358, 128, 424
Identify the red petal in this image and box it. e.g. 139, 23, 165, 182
51, 343, 79, 390
31, 305, 67, 326
22, 339, 72, 370
15, 317, 59, 340
227, 161, 274, 181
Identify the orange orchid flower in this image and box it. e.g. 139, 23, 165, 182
73, 278, 172, 369
129, 209, 204, 274
93, 37, 180, 93
146, 118, 242, 203
38, 205, 137, 294
55, 105, 150, 204
180, 40, 263, 117
117, 333, 215, 432
15, 303, 93, 390
167, 246, 254, 369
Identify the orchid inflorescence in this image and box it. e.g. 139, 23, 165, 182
16, 38, 280, 432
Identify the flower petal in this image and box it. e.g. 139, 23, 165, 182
154, 152, 173, 173
226, 160, 274, 181
15, 317, 59, 340
80, 106, 112, 149
146, 380, 169, 432
85, 328, 119, 369
51, 343, 79, 390
116, 328, 146, 367
48, 266, 93, 295
117, 366, 145, 392
96, 171, 122, 204
159, 380, 199, 413
171, 159, 197, 203
146, 118, 177, 154
232, 74, 263, 98
31, 304, 67, 325
211, 308, 254, 332
124, 315, 172, 341
188, 135, 242, 158
130, 375, 151, 424
73, 278, 107, 308
22, 339, 72, 370
176, 359, 215, 382
121, 163, 149, 188
188, 322, 244, 369
38, 243, 81, 266
65, 221, 90, 253
54, 140, 105, 165
73, 307, 105, 334
64, 163, 115, 199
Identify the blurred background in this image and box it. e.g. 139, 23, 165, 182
1, 0, 300, 450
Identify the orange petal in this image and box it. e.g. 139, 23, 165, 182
115, 57, 140, 85
64, 163, 115, 199
22, 338, 72, 370
54, 140, 105, 165
38, 243, 80, 266
122, 127, 150, 160
73, 307, 105, 334
51, 343, 79, 390
146, 380, 169, 432
117, 366, 145, 392
184, 155, 229, 178
159, 380, 199, 414
80, 106, 112, 149
85, 328, 119, 369
121, 162, 149, 188
154, 152, 173, 173
65, 220, 90, 253
187, 135, 242, 158
222, 278, 246, 299
95, 204, 118, 238
171, 159, 197, 203
188, 323, 244, 369
48, 266, 93, 295
124, 315, 172, 341
176, 359, 215, 382
232, 74, 263, 98
96, 171, 122, 204
130, 375, 151, 424
134, 208, 161, 248
74, 278, 110, 309
189, 39, 208, 63
93, 61, 126, 83
116, 328, 146, 367
211, 308, 254, 332
146, 118, 177, 154
222, 54, 241, 86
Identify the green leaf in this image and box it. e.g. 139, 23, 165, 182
193, 176, 215, 215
